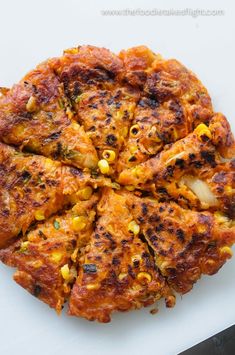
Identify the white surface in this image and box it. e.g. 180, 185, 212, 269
0, 0, 234, 354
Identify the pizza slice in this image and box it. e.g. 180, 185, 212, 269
0, 196, 98, 312
68, 188, 175, 323
126, 193, 235, 294
0, 61, 98, 169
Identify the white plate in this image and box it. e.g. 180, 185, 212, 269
0, 1, 234, 354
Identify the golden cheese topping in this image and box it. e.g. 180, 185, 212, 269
0, 45, 234, 323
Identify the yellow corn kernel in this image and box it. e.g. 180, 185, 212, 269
195, 123, 212, 140
61, 264, 70, 281
26, 96, 37, 112
172, 127, 179, 140
102, 150, 116, 162
14, 125, 25, 136
63, 284, 71, 294
98, 159, 110, 174
32, 260, 43, 268
72, 216, 87, 232
130, 145, 138, 154
34, 210, 45, 221
118, 272, 128, 280
19, 241, 29, 253
51, 251, 62, 263
214, 211, 229, 224
130, 124, 140, 137
125, 185, 135, 191
86, 283, 100, 291
64, 47, 79, 55
128, 220, 140, 235
66, 107, 74, 120
77, 186, 93, 200
225, 186, 233, 194
71, 248, 78, 263
197, 224, 207, 234
220, 246, 233, 257
137, 272, 152, 283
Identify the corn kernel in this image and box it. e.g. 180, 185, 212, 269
214, 211, 229, 224
19, 241, 29, 253
220, 246, 233, 257
118, 273, 128, 280
137, 272, 152, 283
34, 210, 45, 221
61, 264, 70, 281
77, 186, 93, 200
66, 107, 74, 120
33, 260, 43, 268
26, 96, 37, 112
130, 145, 138, 154
197, 224, 207, 234
195, 123, 212, 140
51, 251, 62, 263
130, 124, 140, 137
64, 47, 79, 55
98, 159, 110, 174
102, 150, 116, 162
86, 283, 100, 290
72, 216, 87, 231
125, 185, 135, 191
128, 220, 140, 235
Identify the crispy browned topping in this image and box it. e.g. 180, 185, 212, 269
0, 45, 234, 322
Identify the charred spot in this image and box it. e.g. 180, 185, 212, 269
193, 160, 203, 169
175, 159, 185, 169
88, 125, 96, 132
106, 134, 117, 146
163, 165, 174, 178
53, 142, 63, 160
70, 167, 83, 177
169, 100, 184, 123
231, 159, 235, 169
121, 239, 128, 246
21, 170, 31, 182
137, 216, 145, 223
149, 234, 157, 243
33, 285, 42, 297
112, 256, 120, 266
94, 233, 100, 239
1, 209, 10, 217
20, 111, 33, 120
128, 265, 136, 279
83, 264, 97, 273
176, 229, 185, 243
88, 103, 98, 109
157, 187, 168, 195
38, 230, 47, 240
146, 228, 153, 237
45, 179, 58, 187
141, 203, 148, 216
159, 206, 165, 213
189, 153, 196, 160
155, 223, 164, 232
149, 214, 160, 223
212, 172, 227, 184
201, 151, 216, 167
103, 232, 117, 250
159, 249, 167, 256
44, 131, 61, 143
128, 156, 137, 162
94, 66, 116, 81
